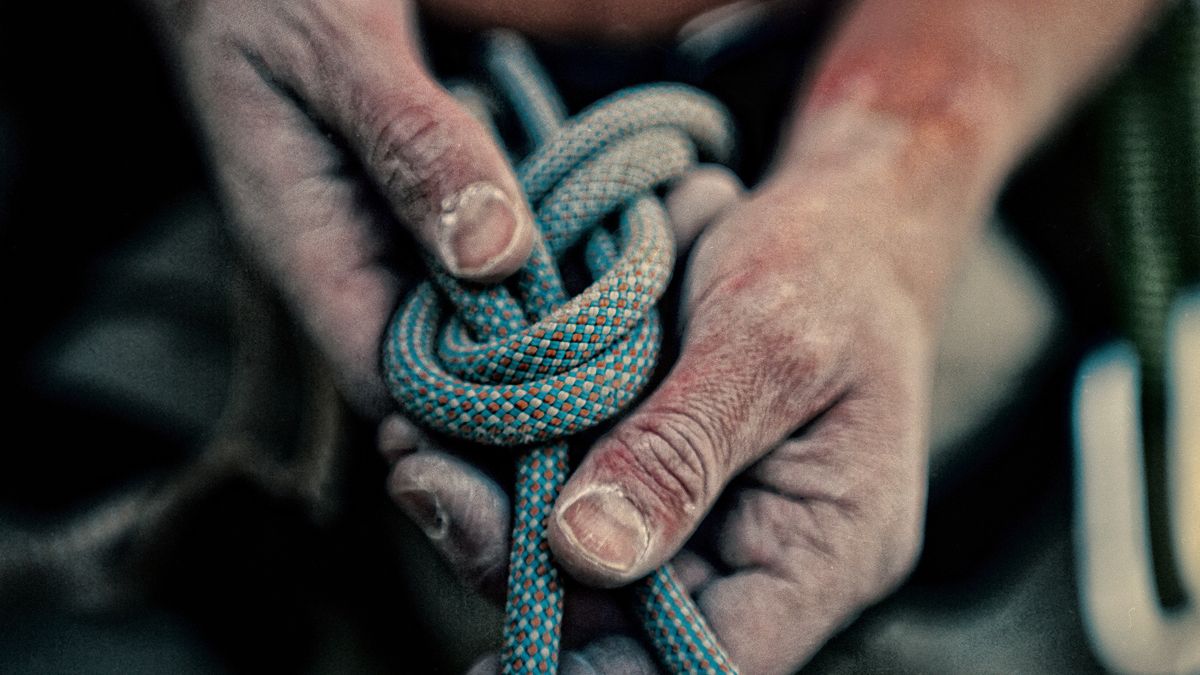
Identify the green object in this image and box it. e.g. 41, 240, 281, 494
1097, 0, 1200, 609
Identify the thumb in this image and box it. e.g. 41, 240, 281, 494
547, 292, 845, 586
294, 2, 534, 281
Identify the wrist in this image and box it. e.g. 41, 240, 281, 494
763, 101, 992, 323
775, 76, 1008, 222
771, 0, 1057, 224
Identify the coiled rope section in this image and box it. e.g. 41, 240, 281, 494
383, 32, 738, 673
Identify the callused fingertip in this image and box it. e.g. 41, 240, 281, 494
553, 485, 649, 585
437, 181, 532, 281
390, 485, 449, 541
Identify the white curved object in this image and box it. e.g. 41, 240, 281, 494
1073, 292, 1200, 674
1169, 293, 1200, 611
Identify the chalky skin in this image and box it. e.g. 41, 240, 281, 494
145, 0, 1167, 671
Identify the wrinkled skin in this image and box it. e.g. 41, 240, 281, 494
146, 0, 1165, 672
146, 0, 538, 415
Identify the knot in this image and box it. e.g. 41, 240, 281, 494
381, 33, 741, 674
383, 85, 735, 447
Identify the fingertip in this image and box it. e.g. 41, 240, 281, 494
669, 550, 717, 593
388, 465, 449, 542
548, 394, 737, 589
377, 413, 421, 463
388, 451, 511, 594
665, 164, 745, 249
435, 181, 535, 282
549, 484, 652, 588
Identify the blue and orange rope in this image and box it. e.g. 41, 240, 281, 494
383, 32, 738, 674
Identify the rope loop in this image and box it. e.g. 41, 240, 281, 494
384, 83, 733, 447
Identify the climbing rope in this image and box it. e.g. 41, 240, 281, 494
383, 32, 739, 673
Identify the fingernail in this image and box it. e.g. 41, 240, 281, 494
438, 182, 525, 277
392, 487, 449, 541
558, 487, 648, 574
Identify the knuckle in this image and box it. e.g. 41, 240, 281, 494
780, 494, 921, 611
608, 408, 726, 517
690, 275, 853, 419
747, 285, 842, 377
363, 99, 461, 214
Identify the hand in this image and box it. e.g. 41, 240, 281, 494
146, 0, 535, 414
541, 170, 936, 674
383, 102, 971, 670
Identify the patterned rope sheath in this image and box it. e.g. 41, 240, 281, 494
383, 33, 739, 674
